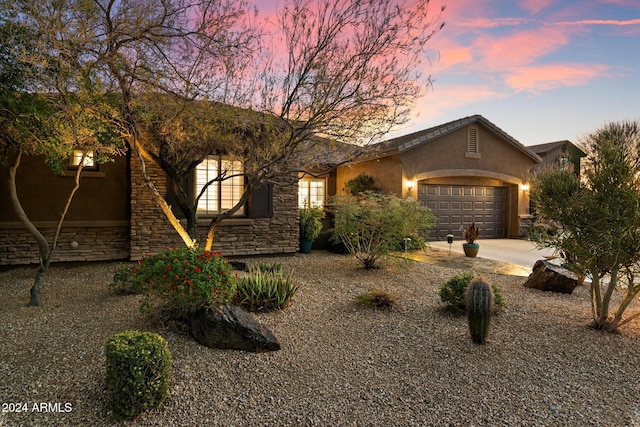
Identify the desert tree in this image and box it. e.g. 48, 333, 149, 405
0, 2, 124, 306
182, 0, 445, 249
530, 120, 640, 331
4, 0, 444, 253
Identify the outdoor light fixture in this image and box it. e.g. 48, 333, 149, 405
407, 180, 416, 192
446, 233, 454, 255
519, 183, 530, 192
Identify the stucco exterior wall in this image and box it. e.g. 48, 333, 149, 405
335, 156, 403, 196
400, 125, 533, 184
0, 154, 131, 265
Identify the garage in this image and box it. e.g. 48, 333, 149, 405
419, 184, 508, 240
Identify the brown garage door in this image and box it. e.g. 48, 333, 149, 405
419, 184, 507, 240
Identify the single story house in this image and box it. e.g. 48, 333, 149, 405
2, 114, 569, 266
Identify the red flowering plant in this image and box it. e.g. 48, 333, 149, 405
131, 247, 236, 319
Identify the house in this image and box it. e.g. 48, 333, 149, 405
528, 140, 586, 176
0, 113, 553, 266
0, 149, 299, 266
332, 115, 542, 240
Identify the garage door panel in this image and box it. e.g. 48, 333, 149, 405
420, 184, 508, 240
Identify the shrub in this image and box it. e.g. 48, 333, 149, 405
344, 173, 380, 195
438, 272, 504, 315
105, 331, 172, 420
234, 268, 298, 312
256, 261, 284, 275
299, 207, 324, 241
355, 289, 397, 310
109, 263, 139, 295
329, 192, 435, 269
131, 247, 236, 319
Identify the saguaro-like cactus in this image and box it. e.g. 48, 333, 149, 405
466, 279, 493, 344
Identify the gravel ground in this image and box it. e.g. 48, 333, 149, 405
1, 251, 640, 426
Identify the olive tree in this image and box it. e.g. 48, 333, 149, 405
530, 120, 640, 331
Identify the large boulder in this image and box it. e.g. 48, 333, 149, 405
190, 305, 281, 352
523, 259, 581, 294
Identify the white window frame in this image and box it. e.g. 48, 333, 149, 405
69, 150, 96, 169
298, 177, 326, 208
195, 156, 245, 216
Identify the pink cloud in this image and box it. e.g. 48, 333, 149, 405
414, 84, 507, 118
505, 63, 611, 93
474, 27, 571, 70
519, 0, 555, 15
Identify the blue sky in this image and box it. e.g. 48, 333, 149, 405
388, 0, 640, 146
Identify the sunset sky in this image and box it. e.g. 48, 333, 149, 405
258, 0, 640, 146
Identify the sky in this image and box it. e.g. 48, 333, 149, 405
257, 0, 640, 147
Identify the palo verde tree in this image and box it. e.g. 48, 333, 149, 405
0, 3, 124, 306
530, 120, 640, 332
95, 0, 444, 250
6, 0, 444, 253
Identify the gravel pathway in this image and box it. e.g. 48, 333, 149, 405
1, 252, 639, 426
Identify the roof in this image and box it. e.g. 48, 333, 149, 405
369, 114, 542, 163
529, 140, 586, 157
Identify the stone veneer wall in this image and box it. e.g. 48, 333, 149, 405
0, 221, 130, 265
129, 154, 299, 260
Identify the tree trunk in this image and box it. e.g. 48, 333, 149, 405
596, 268, 619, 327
7, 151, 52, 306
186, 210, 198, 243
29, 261, 50, 307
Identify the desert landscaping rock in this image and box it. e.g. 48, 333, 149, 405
190, 305, 281, 352
1, 252, 639, 426
523, 259, 581, 294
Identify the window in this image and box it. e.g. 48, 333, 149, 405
69, 150, 96, 168
465, 126, 481, 158
298, 177, 326, 208
195, 156, 244, 215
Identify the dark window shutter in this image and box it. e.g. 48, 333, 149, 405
250, 183, 273, 218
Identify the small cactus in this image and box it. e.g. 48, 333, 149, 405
466, 279, 493, 344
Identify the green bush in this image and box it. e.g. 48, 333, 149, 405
131, 247, 236, 319
234, 268, 298, 312
256, 261, 284, 275
299, 207, 324, 241
109, 263, 139, 295
105, 331, 172, 420
355, 289, 397, 310
438, 272, 504, 315
344, 173, 381, 195
329, 192, 435, 269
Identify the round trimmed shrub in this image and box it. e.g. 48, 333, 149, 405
105, 331, 172, 420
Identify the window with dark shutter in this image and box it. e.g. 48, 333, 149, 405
250, 183, 273, 218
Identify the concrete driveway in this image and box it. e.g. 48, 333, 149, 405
428, 238, 557, 272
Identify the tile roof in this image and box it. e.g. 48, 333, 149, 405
370, 115, 542, 162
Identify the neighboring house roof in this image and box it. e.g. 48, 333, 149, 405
370, 114, 542, 163
529, 140, 586, 157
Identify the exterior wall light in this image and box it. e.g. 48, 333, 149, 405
519, 183, 530, 192
407, 180, 416, 192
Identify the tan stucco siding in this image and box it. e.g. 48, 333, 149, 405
336, 156, 403, 196
399, 125, 535, 184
